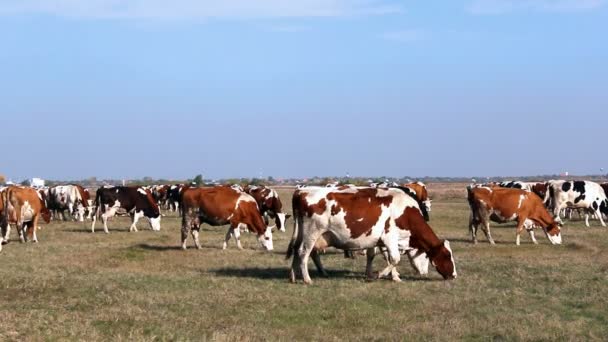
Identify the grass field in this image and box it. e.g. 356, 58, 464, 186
1, 186, 608, 341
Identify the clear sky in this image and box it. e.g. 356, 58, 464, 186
1, 0, 606, 181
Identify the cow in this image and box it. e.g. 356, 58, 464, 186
151, 185, 170, 209
243, 185, 291, 232
467, 186, 562, 245
402, 182, 432, 215
91, 186, 161, 233
545, 180, 608, 227
287, 186, 456, 284
47, 185, 88, 221
72, 184, 92, 220
1, 186, 51, 248
167, 184, 188, 214
180, 186, 273, 251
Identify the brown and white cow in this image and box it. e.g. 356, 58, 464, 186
72, 184, 93, 220
243, 185, 291, 232
467, 186, 562, 245
1, 186, 51, 248
91, 186, 161, 233
403, 182, 432, 215
287, 186, 456, 284
181, 186, 273, 251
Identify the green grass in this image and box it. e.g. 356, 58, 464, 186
1, 188, 607, 341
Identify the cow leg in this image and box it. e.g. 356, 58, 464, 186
191, 228, 201, 250
129, 210, 144, 232
311, 249, 328, 277
91, 208, 98, 233
101, 207, 116, 234
407, 249, 430, 276
181, 216, 190, 250
528, 229, 538, 244
584, 212, 591, 227
365, 247, 378, 280
18, 222, 26, 243
597, 209, 607, 227
222, 227, 233, 250
380, 237, 402, 282
30, 218, 39, 243
480, 219, 495, 245
2, 223, 10, 244
298, 230, 323, 285
68, 203, 74, 221
468, 213, 478, 244
515, 219, 527, 246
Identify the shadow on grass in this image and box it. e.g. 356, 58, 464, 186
446, 237, 515, 245
210, 267, 437, 282
211, 266, 358, 280
134, 243, 184, 251
62, 228, 135, 233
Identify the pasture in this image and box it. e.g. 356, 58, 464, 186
1, 185, 607, 341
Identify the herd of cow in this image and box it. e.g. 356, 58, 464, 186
0, 179, 606, 284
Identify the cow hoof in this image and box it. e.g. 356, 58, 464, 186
392, 277, 402, 283
1, 240, 9, 245
489, 241, 496, 245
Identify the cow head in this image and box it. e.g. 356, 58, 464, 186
543, 222, 562, 245
148, 215, 161, 231
428, 240, 457, 280
423, 199, 432, 213
271, 212, 291, 233
73, 204, 86, 222
406, 249, 430, 276
257, 226, 274, 251
139, 188, 162, 231
40, 207, 52, 224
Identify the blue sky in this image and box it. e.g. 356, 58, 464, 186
1, 0, 607, 180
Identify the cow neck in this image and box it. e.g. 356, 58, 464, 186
399, 207, 442, 256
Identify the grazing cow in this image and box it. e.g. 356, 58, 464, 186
1, 186, 51, 247
180, 186, 273, 251
402, 182, 432, 215
47, 185, 87, 221
244, 185, 291, 232
545, 180, 608, 227
287, 186, 456, 284
73, 184, 92, 220
91, 186, 161, 233
467, 186, 562, 245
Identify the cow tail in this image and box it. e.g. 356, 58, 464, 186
286, 202, 300, 261
93, 190, 102, 220
466, 185, 479, 223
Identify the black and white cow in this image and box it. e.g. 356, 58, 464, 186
167, 184, 188, 214
545, 180, 608, 227
91, 186, 161, 233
